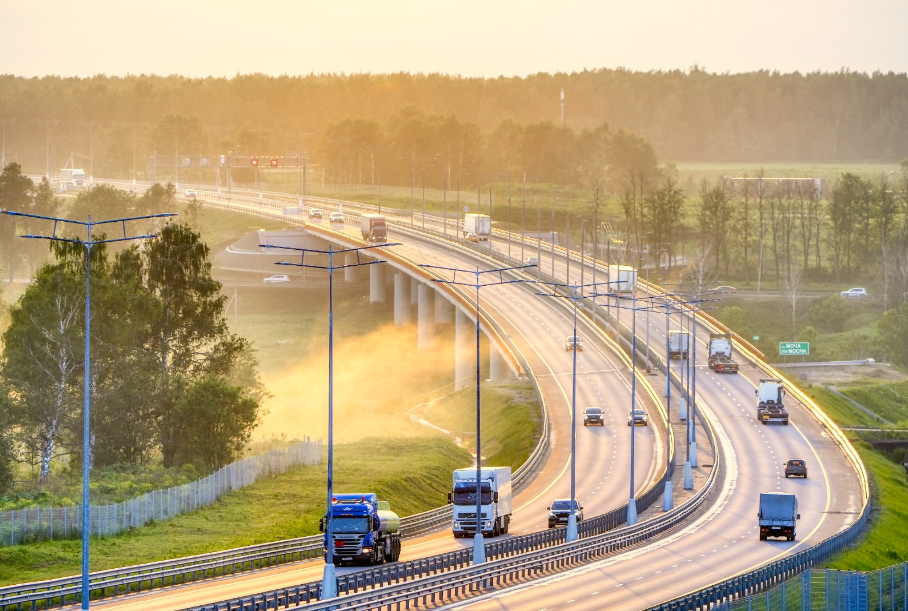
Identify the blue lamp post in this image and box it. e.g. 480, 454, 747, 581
536, 279, 622, 540
261, 241, 399, 599
1, 209, 176, 609
420, 262, 531, 563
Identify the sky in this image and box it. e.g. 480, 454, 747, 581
1, 0, 906, 79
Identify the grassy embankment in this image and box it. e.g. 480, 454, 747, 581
786, 380, 908, 569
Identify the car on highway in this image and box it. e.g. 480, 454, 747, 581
713, 285, 737, 293
583, 407, 604, 426
547, 499, 583, 528
465, 232, 479, 243
565, 336, 583, 352
184, 188, 198, 200
308, 208, 323, 220
840, 287, 867, 298
263, 274, 290, 284
525, 255, 540, 266
784, 459, 808, 478
329, 212, 345, 224
627, 408, 648, 426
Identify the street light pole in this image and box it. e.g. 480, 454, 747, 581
1, 210, 177, 610
421, 262, 531, 562
262, 241, 400, 598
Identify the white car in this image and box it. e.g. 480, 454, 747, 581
308, 209, 323, 220
840, 287, 867, 298
263, 274, 290, 283
329, 212, 345, 224
184, 189, 198, 200
525, 256, 540, 266
564, 336, 583, 352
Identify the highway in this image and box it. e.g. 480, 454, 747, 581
20, 183, 864, 611
76, 216, 666, 610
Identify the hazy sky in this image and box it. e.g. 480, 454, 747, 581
1, 0, 905, 79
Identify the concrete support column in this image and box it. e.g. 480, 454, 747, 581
435, 295, 454, 324
489, 342, 509, 381
410, 277, 419, 304
417, 284, 435, 350
369, 263, 386, 303
455, 308, 472, 390
394, 274, 411, 326
344, 253, 359, 282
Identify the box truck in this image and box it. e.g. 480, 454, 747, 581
449, 466, 512, 537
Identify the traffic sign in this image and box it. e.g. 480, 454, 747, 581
251, 158, 259, 166
270, 158, 278, 167
779, 342, 809, 356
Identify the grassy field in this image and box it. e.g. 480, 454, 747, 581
0, 437, 471, 585
419, 382, 543, 469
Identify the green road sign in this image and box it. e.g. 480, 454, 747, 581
779, 342, 809, 356
753, 336, 760, 341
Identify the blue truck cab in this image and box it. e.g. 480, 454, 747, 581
320, 493, 402, 565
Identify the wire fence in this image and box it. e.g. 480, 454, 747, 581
0, 438, 322, 546
721, 564, 908, 611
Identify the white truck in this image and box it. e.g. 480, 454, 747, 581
449, 466, 512, 538
462, 213, 491, 241
607, 264, 637, 293
756, 378, 789, 424
60, 168, 86, 187
668, 330, 689, 359
707, 332, 739, 373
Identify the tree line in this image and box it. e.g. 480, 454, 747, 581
1, 69, 906, 183
0, 165, 264, 493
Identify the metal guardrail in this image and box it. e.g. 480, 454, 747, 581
183, 414, 719, 610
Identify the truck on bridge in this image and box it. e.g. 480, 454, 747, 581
360, 214, 387, 242
462, 213, 491, 241
668, 330, 689, 359
320, 493, 402, 565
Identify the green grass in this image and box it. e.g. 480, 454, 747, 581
0, 437, 471, 585
797, 385, 883, 428
826, 442, 908, 570
420, 382, 543, 469
840, 381, 908, 427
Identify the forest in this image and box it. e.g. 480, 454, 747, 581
0, 68, 907, 184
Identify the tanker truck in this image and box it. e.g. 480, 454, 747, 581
320, 493, 402, 565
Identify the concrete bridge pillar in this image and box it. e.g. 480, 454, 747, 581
455, 308, 473, 390
489, 343, 509, 381
344, 253, 359, 282
418, 284, 435, 350
369, 263, 386, 303
410, 277, 419, 305
394, 274, 411, 326
435, 294, 454, 324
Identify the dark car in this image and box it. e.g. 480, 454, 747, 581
784, 459, 807, 478
583, 407, 604, 426
547, 499, 583, 528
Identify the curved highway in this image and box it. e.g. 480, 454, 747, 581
76, 214, 666, 610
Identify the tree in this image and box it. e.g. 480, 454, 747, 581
0, 163, 35, 282
876, 304, 908, 366
141, 223, 253, 467
1, 263, 84, 482
644, 176, 685, 269
809, 295, 852, 333
173, 376, 259, 470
